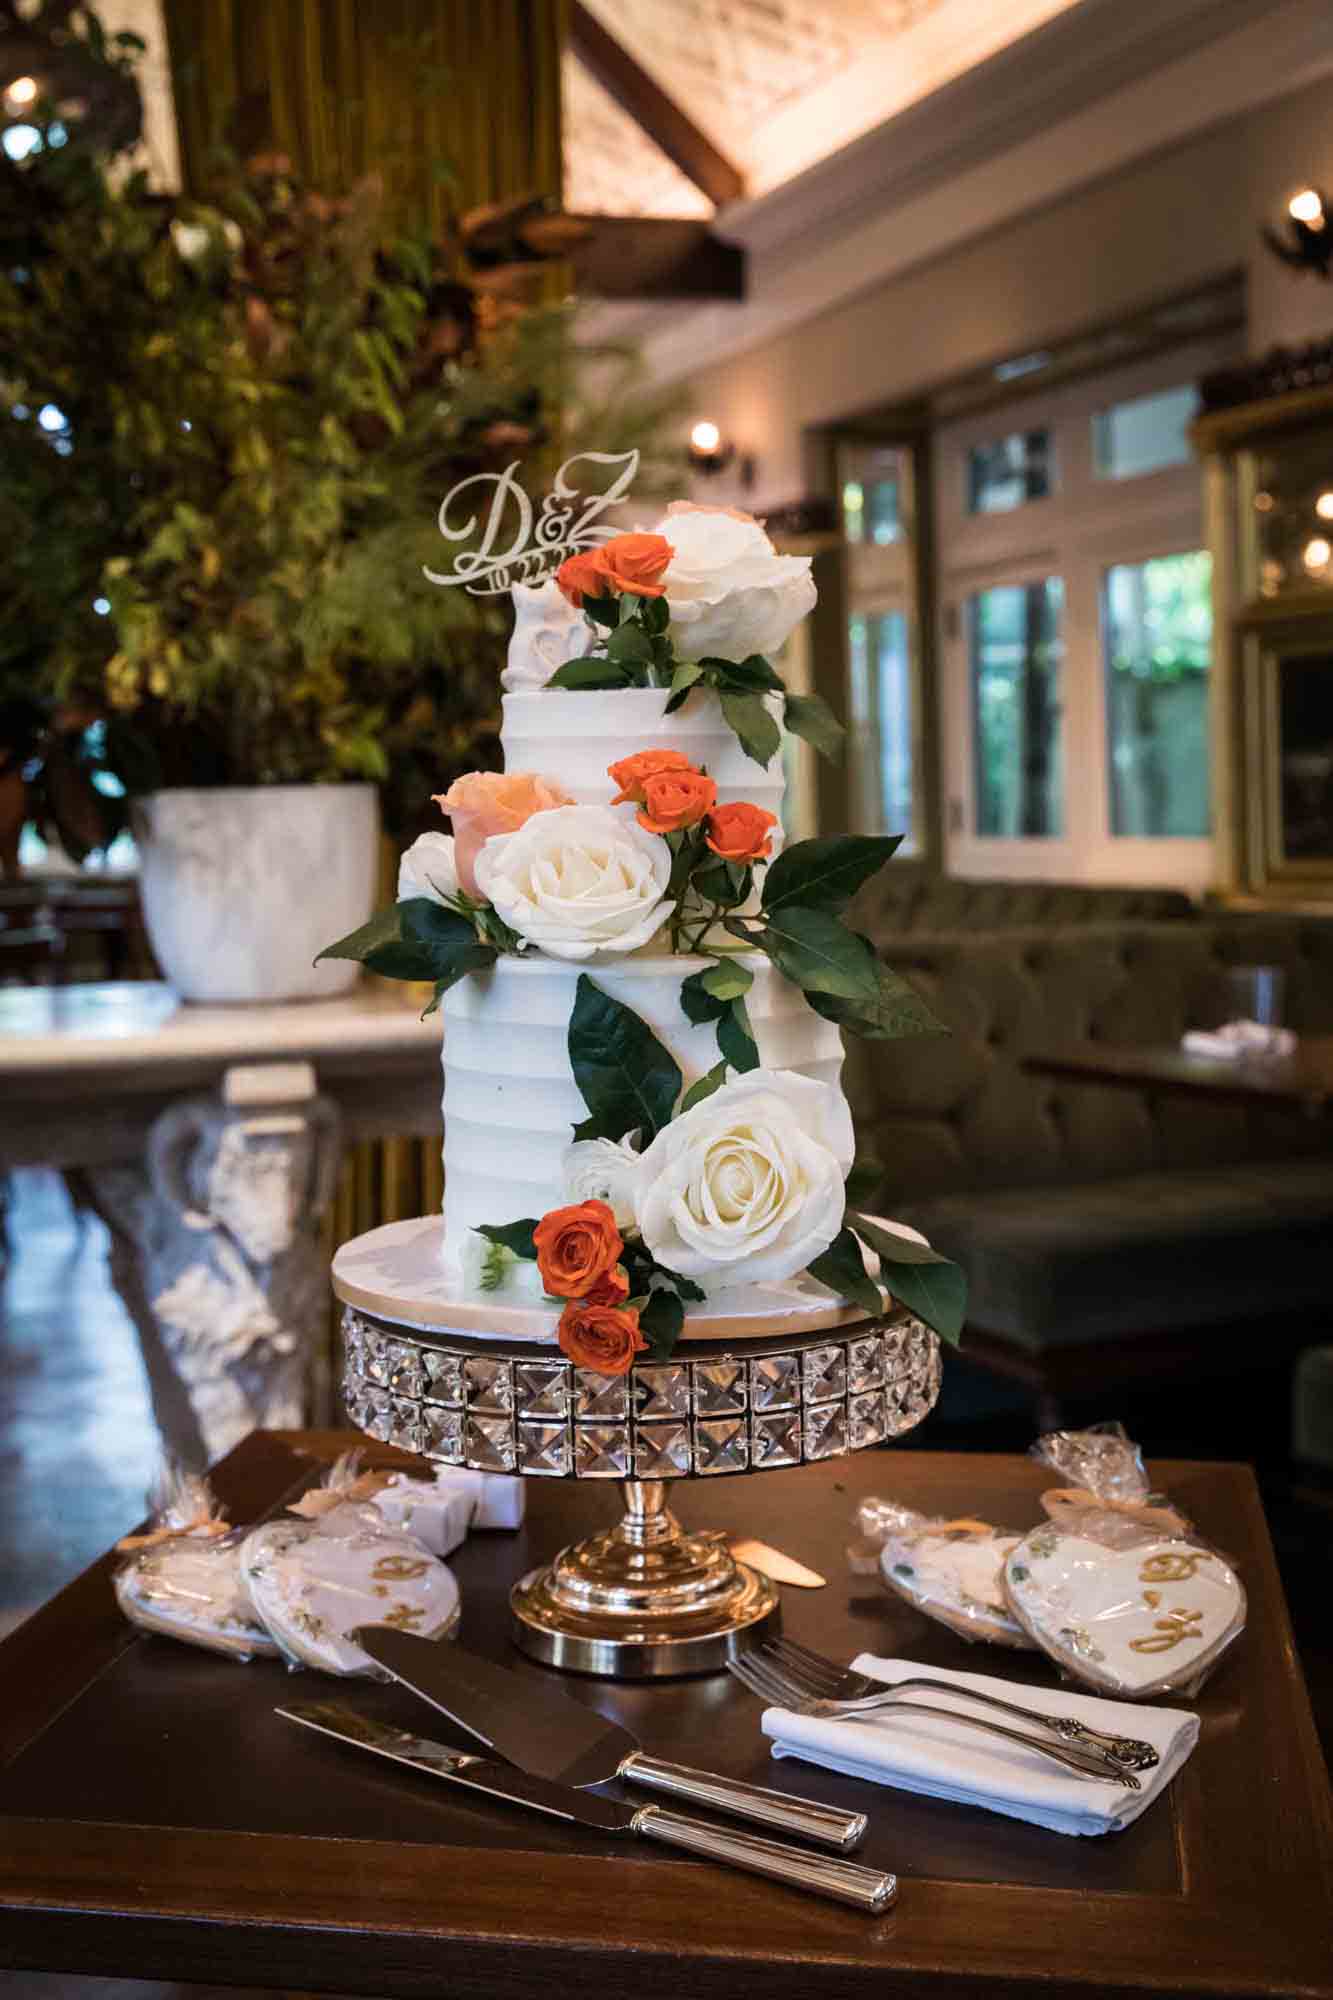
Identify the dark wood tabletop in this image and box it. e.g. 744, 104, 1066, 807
1024, 1034, 1333, 1111
1, 1430, 1329, 2000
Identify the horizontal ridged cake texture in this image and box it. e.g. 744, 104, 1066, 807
441, 951, 844, 1281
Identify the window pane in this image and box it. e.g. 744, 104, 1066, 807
1103, 551, 1212, 837
848, 609, 914, 843
969, 580, 1065, 836
1093, 383, 1200, 480
967, 430, 1052, 514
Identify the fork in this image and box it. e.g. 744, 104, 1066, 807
730, 1643, 1145, 1788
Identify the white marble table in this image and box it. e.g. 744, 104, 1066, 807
0, 981, 443, 1466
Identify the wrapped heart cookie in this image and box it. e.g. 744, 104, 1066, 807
1003, 1423, 1246, 1700
286, 1448, 523, 1557
239, 1513, 460, 1675
114, 1465, 280, 1662
856, 1497, 1035, 1650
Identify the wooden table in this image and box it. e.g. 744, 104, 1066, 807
1, 1432, 1329, 2000
0, 981, 442, 1465
1024, 1035, 1333, 1113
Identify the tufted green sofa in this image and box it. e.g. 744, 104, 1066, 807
853, 873, 1196, 932
845, 916, 1333, 1416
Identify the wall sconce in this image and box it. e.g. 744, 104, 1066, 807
688, 419, 753, 486
1262, 188, 1332, 279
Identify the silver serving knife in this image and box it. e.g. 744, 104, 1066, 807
277, 1700, 896, 1913
352, 1623, 866, 1853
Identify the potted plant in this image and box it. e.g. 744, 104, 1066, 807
0, 11, 678, 999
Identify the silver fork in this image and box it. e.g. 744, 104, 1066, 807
729, 1644, 1142, 1788
753, 1637, 1159, 1771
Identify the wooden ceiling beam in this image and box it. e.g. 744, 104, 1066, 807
565, 215, 744, 299
568, 1, 745, 209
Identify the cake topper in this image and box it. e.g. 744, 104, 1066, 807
425, 448, 639, 595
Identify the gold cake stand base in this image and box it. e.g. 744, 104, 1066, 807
511, 1478, 779, 1677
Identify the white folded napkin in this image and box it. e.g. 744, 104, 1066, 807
763, 1655, 1198, 1836
1181, 1020, 1295, 1060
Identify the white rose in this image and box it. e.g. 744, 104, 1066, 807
633, 1068, 853, 1290
504, 578, 594, 692
649, 502, 816, 663
562, 1136, 640, 1229
473, 803, 673, 961
397, 832, 459, 905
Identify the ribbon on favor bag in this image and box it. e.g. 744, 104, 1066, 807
1039, 1487, 1191, 1536
116, 1512, 231, 1552
288, 1466, 398, 1518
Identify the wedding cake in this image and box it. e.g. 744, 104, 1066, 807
325, 458, 962, 1376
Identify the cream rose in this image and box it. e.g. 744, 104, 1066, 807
648, 502, 816, 663
397, 831, 459, 906
562, 1136, 641, 1229
632, 1068, 853, 1289
473, 804, 673, 961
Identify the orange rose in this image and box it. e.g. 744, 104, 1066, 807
434, 769, 573, 897
595, 532, 673, 598
705, 801, 779, 863
608, 747, 697, 804
533, 1199, 624, 1300
557, 1298, 646, 1377
555, 549, 608, 609
637, 768, 718, 835
587, 1262, 630, 1305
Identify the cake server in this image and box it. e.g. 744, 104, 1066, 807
352, 1622, 867, 1852
277, 1700, 896, 1912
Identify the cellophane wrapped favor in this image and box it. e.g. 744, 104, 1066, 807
114, 1464, 280, 1662
854, 1496, 1036, 1649
1002, 1422, 1246, 1700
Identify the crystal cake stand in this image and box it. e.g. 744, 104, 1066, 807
334, 1225, 942, 1678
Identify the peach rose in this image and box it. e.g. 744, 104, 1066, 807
595, 532, 673, 597
554, 549, 607, 609
533, 1198, 624, 1300
705, 801, 779, 862
435, 769, 573, 898
557, 1298, 646, 1376
608, 747, 697, 803
637, 768, 718, 835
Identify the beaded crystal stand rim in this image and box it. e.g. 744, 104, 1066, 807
340, 1304, 942, 1481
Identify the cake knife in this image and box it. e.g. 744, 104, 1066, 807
353, 1622, 866, 1852
277, 1700, 897, 1912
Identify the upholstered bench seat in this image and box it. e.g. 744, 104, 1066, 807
901, 1157, 1333, 1351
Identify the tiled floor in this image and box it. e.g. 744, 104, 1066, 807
1, 1169, 1328, 1998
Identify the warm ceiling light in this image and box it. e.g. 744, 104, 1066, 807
690, 420, 721, 454
1288, 188, 1325, 226
1302, 536, 1331, 572
1316, 492, 1333, 521
4, 74, 39, 108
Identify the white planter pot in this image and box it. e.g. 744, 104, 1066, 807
133, 784, 379, 1004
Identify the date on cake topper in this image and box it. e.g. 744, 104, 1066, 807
424, 448, 639, 595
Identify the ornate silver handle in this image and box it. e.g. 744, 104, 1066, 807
622, 1751, 867, 1851
635, 1805, 897, 1912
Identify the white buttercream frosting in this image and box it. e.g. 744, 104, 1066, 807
503, 578, 594, 692
440, 951, 843, 1282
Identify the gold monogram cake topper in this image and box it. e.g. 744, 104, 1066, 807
425, 448, 640, 595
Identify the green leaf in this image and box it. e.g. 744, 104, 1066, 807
569, 975, 683, 1144
783, 692, 846, 759
693, 859, 750, 907
845, 1154, 883, 1208
680, 966, 728, 1025
679, 1060, 728, 1112
849, 1212, 966, 1347
606, 621, 654, 666
400, 898, 498, 988
583, 593, 620, 630
719, 687, 781, 767
705, 653, 785, 692
807, 1226, 885, 1319
638, 1286, 685, 1359
762, 835, 903, 916
756, 906, 879, 999
701, 958, 753, 1002
642, 595, 671, 636
316, 902, 404, 964
477, 1218, 539, 1258
548, 657, 633, 690
664, 659, 705, 713
807, 954, 947, 1040
364, 939, 438, 982
718, 996, 760, 1072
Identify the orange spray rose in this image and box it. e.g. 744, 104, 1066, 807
608, 747, 696, 803
533, 1199, 624, 1300
554, 549, 607, 609
435, 770, 573, 897
636, 768, 718, 835
595, 532, 673, 596
705, 801, 780, 863
557, 1299, 647, 1376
